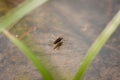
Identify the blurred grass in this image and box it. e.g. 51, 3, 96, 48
3, 30, 53, 80
0, 0, 54, 80
0, 0, 48, 32
73, 10, 120, 80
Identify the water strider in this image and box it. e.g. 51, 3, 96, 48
53, 37, 63, 49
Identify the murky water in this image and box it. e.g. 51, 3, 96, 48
0, 0, 120, 80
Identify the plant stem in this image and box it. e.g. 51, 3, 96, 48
4, 30, 53, 80
73, 10, 120, 80
0, 0, 48, 32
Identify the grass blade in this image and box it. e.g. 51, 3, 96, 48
3, 30, 53, 80
73, 10, 120, 80
0, 0, 48, 32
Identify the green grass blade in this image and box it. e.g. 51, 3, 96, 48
4, 30, 53, 80
73, 10, 120, 80
0, 0, 48, 32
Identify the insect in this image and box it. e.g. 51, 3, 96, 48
53, 37, 63, 49
53, 37, 63, 44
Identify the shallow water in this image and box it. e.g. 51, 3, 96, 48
0, 0, 120, 80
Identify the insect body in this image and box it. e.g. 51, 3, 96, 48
53, 37, 63, 44
53, 37, 63, 49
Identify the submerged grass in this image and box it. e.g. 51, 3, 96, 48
3, 30, 53, 80
0, 0, 48, 32
0, 0, 54, 80
73, 10, 120, 80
